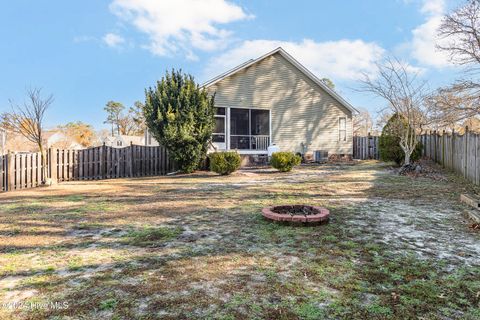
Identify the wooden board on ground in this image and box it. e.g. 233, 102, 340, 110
460, 194, 480, 210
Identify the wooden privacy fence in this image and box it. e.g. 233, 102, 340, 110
420, 130, 480, 185
0, 152, 48, 192
1, 144, 174, 192
353, 135, 379, 160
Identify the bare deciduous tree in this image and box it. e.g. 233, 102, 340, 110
353, 108, 374, 136
437, 0, 480, 67
426, 84, 480, 127
0, 128, 6, 155
432, 0, 480, 125
359, 58, 431, 166
1, 88, 53, 184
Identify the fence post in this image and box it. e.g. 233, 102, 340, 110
442, 130, 446, 168
7, 152, 14, 191
464, 126, 469, 178
476, 132, 479, 185
49, 148, 58, 184
367, 132, 372, 159
425, 133, 428, 157
452, 129, 455, 170
129, 142, 134, 177
100, 143, 106, 179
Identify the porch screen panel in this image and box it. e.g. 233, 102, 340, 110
250, 110, 269, 135
230, 108, 250, 149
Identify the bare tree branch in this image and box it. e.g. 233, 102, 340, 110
1, 88, 53, 183
358, 57, 432, 165
437, 0, 480, 68
429, 1, 480, 127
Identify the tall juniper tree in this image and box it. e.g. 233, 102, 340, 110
143, 70, 215, 173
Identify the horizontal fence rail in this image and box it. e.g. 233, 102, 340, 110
353, 135, 379, 160
1, 144, 174, 192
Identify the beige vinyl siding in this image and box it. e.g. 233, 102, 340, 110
207, 52, 353, 155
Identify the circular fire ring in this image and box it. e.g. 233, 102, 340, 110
262, 205, 330, 224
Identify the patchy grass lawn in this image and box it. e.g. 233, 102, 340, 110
0, 161, 479, 319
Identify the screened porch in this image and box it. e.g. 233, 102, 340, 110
213, 107, 270, 153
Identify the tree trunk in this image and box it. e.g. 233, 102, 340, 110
404, 151, 411, 166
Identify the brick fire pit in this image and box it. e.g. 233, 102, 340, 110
262, 205, 330, 224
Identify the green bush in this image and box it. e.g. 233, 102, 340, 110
143, 69, 215, 173
379, 114, 422, 165
270, 151, 301, 172
209, 151, 241, 175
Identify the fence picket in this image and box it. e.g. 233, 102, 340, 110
1, 144, 171, 192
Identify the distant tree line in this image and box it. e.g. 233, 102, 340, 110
104, 100, 145, 136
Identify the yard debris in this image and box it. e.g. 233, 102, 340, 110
391, 291, 400, 302
398, 158, 447, 181
470, 223, 480, 230
460, 194, 480, 211
398, 163, 417, 175
461, 196, 480, 226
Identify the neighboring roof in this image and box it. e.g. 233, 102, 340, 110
203, 47, 358, 114
117, 135, 144, 145
103, 136, 115, 143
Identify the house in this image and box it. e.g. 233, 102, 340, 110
99, 132, 159, 148
2, 130, 83, 152
144, 129, 160, 147
102, 135, 145, 148
204, 47, 358, 162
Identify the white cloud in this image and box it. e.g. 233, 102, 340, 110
203, 39, 385, 82
109, 0, 253, 58
408, 0, 452, 67
103, 33, 126, 47
420, 0, 445, 15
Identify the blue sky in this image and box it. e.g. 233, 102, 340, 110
0, 0, 466, 129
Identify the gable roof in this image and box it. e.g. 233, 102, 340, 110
203, 47, 358, 114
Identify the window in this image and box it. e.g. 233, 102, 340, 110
213, 107, 226, 143
339, 117, 346, 142
215, 107, 226, 115
116, 140, 122, 146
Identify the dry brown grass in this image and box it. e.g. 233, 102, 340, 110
0, 161, 479, 319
